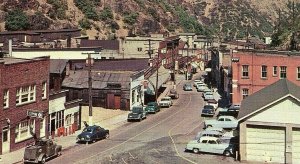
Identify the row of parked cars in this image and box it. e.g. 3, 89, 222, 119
185, 76, 239, 157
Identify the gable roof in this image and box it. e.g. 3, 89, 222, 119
80, 40, 119, 50
50, 59, 69, 74
62, 70, 132, 89
238, 79, 300, 121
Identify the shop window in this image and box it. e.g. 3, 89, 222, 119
16, 85, 36, 105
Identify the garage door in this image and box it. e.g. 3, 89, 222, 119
246, 126, 285, 163
293, 129, 300, 164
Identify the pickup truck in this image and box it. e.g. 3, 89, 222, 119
159, 96, 173, 108
204, 116, 238, 129
23, 139, 62, 163
127, 106, 147, 121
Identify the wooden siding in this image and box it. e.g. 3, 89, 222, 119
248, 98, 300, 124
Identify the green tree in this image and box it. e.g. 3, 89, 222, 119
5, 9, 30, 31
99, 6, 114, 21
123, 12, 139, 25
79, 18, 92, 30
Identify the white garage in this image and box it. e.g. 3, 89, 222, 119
238, 79, 300, 163
293, 129, 300, 164
246, 126, 285, 163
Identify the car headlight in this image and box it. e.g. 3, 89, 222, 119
86, 135, 90, 138
38, 149, 42, 153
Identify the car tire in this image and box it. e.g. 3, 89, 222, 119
193, 148, 199, 154
223, 150, 231, 157
207, 125, 212, 128
139, 118, 142, 122
57, 150, 62, 157
105, 133, 109, 139
40, 156, 46, 164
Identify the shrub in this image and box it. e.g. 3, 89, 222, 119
79, 18, 92, 30
123, 12, 139, 25
99, 6, 114, 21
5, 9, 30, 31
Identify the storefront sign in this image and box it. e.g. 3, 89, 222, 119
27, 111, 43, 119
231, 58, 239, 62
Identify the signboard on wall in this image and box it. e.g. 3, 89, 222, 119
27, 111, 44, 119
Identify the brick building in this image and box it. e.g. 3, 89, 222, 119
231, 50, 300, 104
0, 56, 50, 154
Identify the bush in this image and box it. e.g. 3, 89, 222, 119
5, 9, 30, 31
123, 12, 139, 25
47, 0, 68, 20
74, 0, 99, 21
99, 6, 114, 21
79, 18, 92, 30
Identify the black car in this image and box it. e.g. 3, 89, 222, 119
76, 125, 109, 143
127, 106, 147, 121
201, 105, 215, 117
218, 104, 240, 117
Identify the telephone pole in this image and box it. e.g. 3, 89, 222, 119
145, 39, 155, 58
82, 51, 101, 126
155, 54, 159, 102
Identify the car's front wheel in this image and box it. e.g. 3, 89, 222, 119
193, 148, 199, 154
223, 150, 231, 157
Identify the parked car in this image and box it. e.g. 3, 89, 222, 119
127, 106, 147, 121
168, 88, 179, 99
159, 96, 173, 107
218, 104, 240, 117
23, 139, 62, 164
204, 116, 238, 129
202, 88, 212, 95
206, 99, 218, 109
76, 125, 109, 143
185, 136, 234, 156
201, 105, 215, 117
196, 83, 207, 92
183, 83, 193, 91
145, 102, 160, 114
203, 92, 214, 101
195, 130, 223, 140
194, 80, 204, 87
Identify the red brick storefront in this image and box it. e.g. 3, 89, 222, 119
0, 56, 50, 154
231, 50, 300, 104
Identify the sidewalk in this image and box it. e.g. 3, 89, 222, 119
0, 107, 129, 164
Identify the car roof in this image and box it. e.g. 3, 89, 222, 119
204, 105, 214, 108
201, 130, 223, 135
199, 136, 219, 141
147, 102, 157, 105
218, 115, 236, 119
205, 127, 224, 132
162, 96, 171, 99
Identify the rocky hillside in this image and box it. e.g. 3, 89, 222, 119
0, 0, 299, 41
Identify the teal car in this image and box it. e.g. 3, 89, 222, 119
145, 102, 160, 114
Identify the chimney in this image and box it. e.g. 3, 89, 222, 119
8, 39, 12, 57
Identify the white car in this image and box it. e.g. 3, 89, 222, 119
159, 96, 173, 108
204, 116, 238, 129
193, 80, 202, 87
203, 92, 214, 101
185, 136, 234, 156
197, 84, 208, 92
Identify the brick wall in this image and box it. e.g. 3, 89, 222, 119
0, 56, 50, 154
232, 51, 300, 104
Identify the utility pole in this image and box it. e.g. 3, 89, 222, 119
186, 36, 190, 80
82, 52, 100, 126
155, 54, 159, 102
145, 39, 155, 58
172, 41, 176, 85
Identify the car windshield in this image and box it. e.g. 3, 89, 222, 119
216, 139, 221, 144
132, 107, 142, 113
204, 105, 214, 109
147, 103, 155, 107
35, 140, 47, 146
161, 98, 169, 101
206, 92, 213, 95
82, 127, 93, 133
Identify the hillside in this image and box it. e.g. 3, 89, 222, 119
0, 0, 299, 41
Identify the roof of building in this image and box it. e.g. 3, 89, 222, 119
80, 40, 119, 50
50, 59, 69, 74
238, 79, 300, 121
73, 59, 149, 72
62, 70, 133, 89
0, 56, 49, 64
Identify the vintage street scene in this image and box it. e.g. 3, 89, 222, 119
0, 0, 299, 164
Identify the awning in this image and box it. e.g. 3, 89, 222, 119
191, 62, 198, 68
147, 66, 170, 92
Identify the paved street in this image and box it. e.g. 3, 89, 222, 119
47, 74, 239, 164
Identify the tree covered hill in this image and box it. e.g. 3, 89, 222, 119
1, 0, 299, 46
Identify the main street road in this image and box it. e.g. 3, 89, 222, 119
49, 78, 238, 164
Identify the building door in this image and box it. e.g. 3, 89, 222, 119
2, 127, 10, 153
114, 95, 121, 109
293, 128, 300, 164
107, 94, 115, 109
